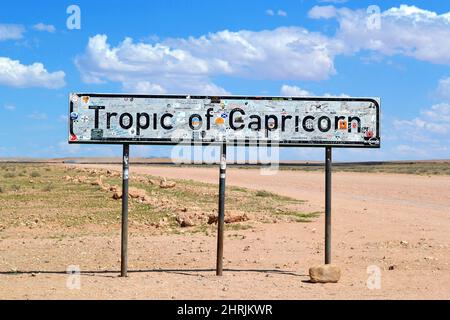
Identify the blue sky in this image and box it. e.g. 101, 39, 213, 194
1, 0, 450, 161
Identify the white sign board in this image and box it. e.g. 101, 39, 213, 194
68, 94, 380, 147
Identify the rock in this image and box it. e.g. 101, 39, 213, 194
388, 265, 396, 270
309, 264, 341, 283
129, 187, 147, 199
75, 176, 87, 183
111, 186, 149, 201
160, 179, 176, 189
400, 240, 408, 246
208, 214, 218, 224
208, 213, 249, 224
91, 179, 102, 186
176, 215, 195, 227
225, 214, 249, 224
141, 195, 152, 203
112, 191, 122, 200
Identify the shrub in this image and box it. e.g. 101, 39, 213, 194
256, 190, 272, 197
30, 171, 41, 178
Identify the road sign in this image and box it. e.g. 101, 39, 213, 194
67, 92, 381, 277
68, 94, 380, 148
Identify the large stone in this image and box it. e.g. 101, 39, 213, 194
91, 179, 103, 186
207, 213, 249, 224
160, 179, 176, 189
112, 191, 122, 200
128, 187, 147, 199
176, 214, 195, 227
309, 264, 341, 283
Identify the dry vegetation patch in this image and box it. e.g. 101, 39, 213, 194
0, 164, 320, 239
276, 161, 450, 175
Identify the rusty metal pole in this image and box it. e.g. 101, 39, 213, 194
325, 147, 332, 264
216, 143, 227, 276
121, 144, 129, 277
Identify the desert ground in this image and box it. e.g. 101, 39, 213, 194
1, 162, 450, 299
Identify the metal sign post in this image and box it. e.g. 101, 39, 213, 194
216, 143, 227, 276
325, 147, 332, 264
121, 144, 129, 277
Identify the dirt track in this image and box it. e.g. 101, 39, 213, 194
1, 164, 450, 299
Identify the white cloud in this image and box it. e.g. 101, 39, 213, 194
33, 23, 56, 33
323, 92, 349, 97
76, 30, 336, 93
280, 84, 349, 97
27, 112, 48, 120
388, 80, 450, 159
0, 57, 65, 89
3, 105, 15, 111
266, 9, 287, 17
392, 102, 450, 158
383, 5, 440, 21
308, 5, 337, 19
122, 79, 229, 95
122, 81, 166, 94
309, 4, 450, 66
394, 145, 428, 157
280, 85, 311, 96
76, 4, 450, 96
0, 24, 25, 41
436, 77, 450, 100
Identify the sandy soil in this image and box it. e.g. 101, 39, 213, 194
1, 164, 450, 299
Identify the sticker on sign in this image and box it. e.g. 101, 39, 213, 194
68, 93, 380, 148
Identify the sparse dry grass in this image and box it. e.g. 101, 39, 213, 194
0, 164, 319, 239
274, 162, 450, 175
